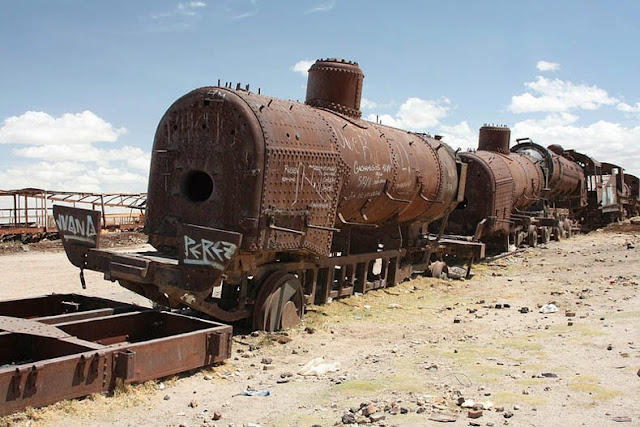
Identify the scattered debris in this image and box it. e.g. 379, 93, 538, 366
297, 357, 341, 376
539, 303, 558, 313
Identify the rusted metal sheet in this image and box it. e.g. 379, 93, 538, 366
0, 296, 232, 416
0, 294, 139, 324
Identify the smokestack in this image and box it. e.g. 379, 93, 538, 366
478, 125, 511, 154
305, 58, 364, 119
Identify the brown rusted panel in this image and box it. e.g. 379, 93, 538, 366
510, 154, 543, 209
449, 151, 514, 237
547, 151, 584, 200
234, 92, 344, 256
146, 88, 265, 253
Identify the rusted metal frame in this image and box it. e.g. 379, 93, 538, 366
0, 308, 232, 416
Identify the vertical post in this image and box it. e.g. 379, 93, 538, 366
42, 191, 48, 231
100, 195, 106, 230
13, 194, 18, 227
24, 195, 28, 225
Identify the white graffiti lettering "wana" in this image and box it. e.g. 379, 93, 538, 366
56, 214, 98, 244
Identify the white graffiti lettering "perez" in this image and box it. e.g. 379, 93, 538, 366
56, 214, 98, 243
183, 235, 237, 269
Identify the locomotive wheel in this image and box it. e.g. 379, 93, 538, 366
540, 226, 551, 244
515, 231, 526, 248
527, 225, 538, 248
430, 261, 448, 279
552, 226, 562, 241
253, 271, 305, 332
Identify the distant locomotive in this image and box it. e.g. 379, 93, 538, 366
54, 58, 638, 331
447, 126, 586, 248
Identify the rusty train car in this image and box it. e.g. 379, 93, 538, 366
53, 58, 636, 331
54, 58, 483, 332
446, 125, 638, 248
446, 126, 586, 249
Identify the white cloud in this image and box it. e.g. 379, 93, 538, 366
0, 111, 126, 145
365, 97, 450, 131
536, 61, 560, 72
306, 0, 336, 13
147, 1, 207, 29
359, 98, 377, 110
0, 110, 149, 192
617, 101, 640, 114
0, 162, 147, 193
509, 76, 618, 113
291, 60, 315, 76
438, 121, 477, 150
13, 145, 150, 171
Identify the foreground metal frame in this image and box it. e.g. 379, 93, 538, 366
0, 294, 232, 416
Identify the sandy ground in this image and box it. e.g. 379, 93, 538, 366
1, 227, 639, 427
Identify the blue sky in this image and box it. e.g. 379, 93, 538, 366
1, 0, 639, 192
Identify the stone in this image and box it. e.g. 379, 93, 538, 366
261, 357, 273, 365
541, 372, 558, 378
354, 414, 369, 424
163, 395, 170, 401
212, 411, 222, 420
362, 403, 377, 416
263, 365, 275, 371
369, 412, 386, 422
565, 311, 576, 317
428, 412, 458, 423
468, 409, 483, 419
189, 400, 199, 408
612, 416, 632, 422
342, 413, 357, 424
504, 410, 514, 418
519, 307, 529, 314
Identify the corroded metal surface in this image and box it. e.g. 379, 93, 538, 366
0, 295, 232, 416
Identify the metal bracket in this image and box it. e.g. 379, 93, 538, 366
114, 350, 136, 380
337, 213, 378, 228
383, 180, 412, 204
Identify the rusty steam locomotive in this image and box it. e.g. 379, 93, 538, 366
54, 58, 639, 331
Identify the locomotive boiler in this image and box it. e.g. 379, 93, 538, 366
54, 58, 482, 331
